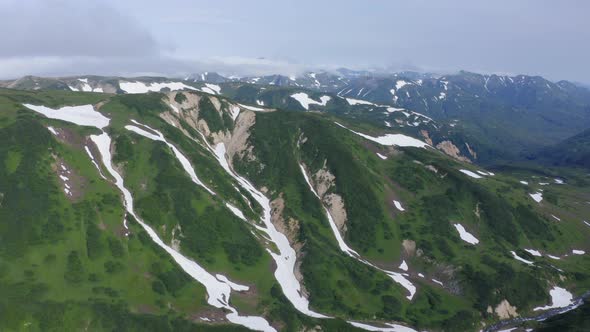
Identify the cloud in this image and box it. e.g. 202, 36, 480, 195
0, 0, 160, 57
0, 54, 310, 79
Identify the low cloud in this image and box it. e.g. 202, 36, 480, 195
0, 0, 159, 57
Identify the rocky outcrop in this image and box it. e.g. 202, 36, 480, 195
311, 161, 348, 233
159, 92, 258, 165
436, 140, 471, 163
494, 299, 518, 319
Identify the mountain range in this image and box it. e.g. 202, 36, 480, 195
0, 69, 588, 331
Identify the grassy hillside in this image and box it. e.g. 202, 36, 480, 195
0, 88, 588, 331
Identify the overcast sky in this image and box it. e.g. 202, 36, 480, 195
1, 0, 589, 82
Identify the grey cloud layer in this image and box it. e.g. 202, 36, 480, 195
0, 0, 159, 57
1, 0, 589, 82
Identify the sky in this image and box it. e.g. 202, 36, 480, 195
1, 0, 589, 82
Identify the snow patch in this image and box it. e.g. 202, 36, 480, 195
395, 80, 410, 90
529, 192, 543, 203
238, 103, 266, 112
348, 321, 417, 332
119, 81, 197, 94
376, 152, 388, 160
335, 123, 428, 148
204, 83, 221, 94
290, 93, 331, 110
525, 249, 542, 257
225, 203, 247, 221
460, 169, 483, 179
84, 146, 107, 180
572, 250, 585, 255
47, 126, 58, 135
393, 200, 405, 212
23, 104, 110, 129
398, 260, 408, 271
511, 251, 534, 265
453, 224, 479, 245
533, 287, 574, 311
346, 98, 375, 106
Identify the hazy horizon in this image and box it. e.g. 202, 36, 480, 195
1, 0, 589, 83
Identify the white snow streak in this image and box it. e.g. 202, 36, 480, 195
524, 249, 542, 257
335, 122, 428, 148
348, 321, 417, 332
119, 81, 197, 94
204, 83, 221, 94
47, 126, 58, 135
84, 146, 107, 180
346, 98, 375, 106
460, 169, 483, 179
453, 224, 479, 245
238, 103, 266, 112
376, 152, 388, 160
225, 203, 247, 221
393, 200, 405, 211
511, 251, 534, 265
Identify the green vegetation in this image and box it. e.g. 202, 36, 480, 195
0, 87, 588, 331
174, 92, 187, 104
234, 111, 477, 328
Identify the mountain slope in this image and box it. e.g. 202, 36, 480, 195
532, 128, 590, 168
0, 87, 588, 331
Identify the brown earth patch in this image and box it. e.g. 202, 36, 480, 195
436, 140, 471, 163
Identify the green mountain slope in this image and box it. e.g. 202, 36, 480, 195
0, 88, 588, 331
532, 128, 590, 168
